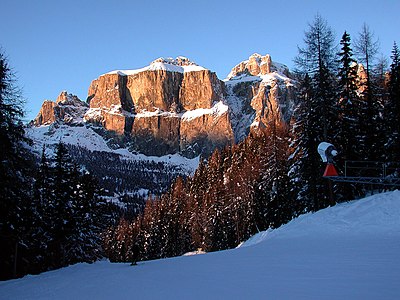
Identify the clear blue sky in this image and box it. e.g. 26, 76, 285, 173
2, 0, 399, 121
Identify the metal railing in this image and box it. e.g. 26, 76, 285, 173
327, 161, 400, 186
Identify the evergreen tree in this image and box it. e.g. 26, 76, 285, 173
354, 23, 380, 160
385, 42, 400, 163
255, 122, 294, 229
292, 15, 338, 210
36, 142, 106, 269
335, 31, 362, 200
289, 74, 330, 211
294, 14, 337, 140
0, 50, 33, 279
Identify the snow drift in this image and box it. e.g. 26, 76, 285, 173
1, 191, 400, 299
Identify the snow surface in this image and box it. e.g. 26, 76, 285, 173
181, 101, 229, 121
105, 59, 206, 76
25, 125, 199, 175
2, 191, 400, 299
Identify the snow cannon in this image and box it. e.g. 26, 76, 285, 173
318, 142, 338, 177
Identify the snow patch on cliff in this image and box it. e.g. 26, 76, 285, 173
105, 57, 206, 76
181, 101, 229, 121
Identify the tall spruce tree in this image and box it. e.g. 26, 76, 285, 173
385, 42, 400, 163
354, 23, 380, 160
0, 50, 34, 279
335, 31, 362, 200
289, 74, 329, 211
292, 15, 338, 210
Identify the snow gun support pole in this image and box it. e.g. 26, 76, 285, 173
318, 142, 339, 178
318, 143, 400, 189
318, 142, 338, 206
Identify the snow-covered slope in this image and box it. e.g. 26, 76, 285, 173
105, 56, 206, 76
26, 124, 199, 174
2, 191, 400, 299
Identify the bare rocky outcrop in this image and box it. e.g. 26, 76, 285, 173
84, 57, 231, 156
224, 53, 295, 142
228, 53, 290, 79
180, 70, 224, 110
31, 55, 296, 158
88, 74, 133, 112
33, 100, 57, 126
131, 113, 181, 156
180, 106, 234, 158
33, 92, 88, 126
126, 71, 183, 112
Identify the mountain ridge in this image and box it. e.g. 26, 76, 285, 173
31, 53, 296, 158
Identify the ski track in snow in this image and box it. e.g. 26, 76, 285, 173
1, 191, 400, 299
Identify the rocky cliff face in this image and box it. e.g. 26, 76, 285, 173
32, 54, 295, 158
224, 53, 295, 142
33, 100, 57, 126
84, 57, 231, 157
33, 91, 88, 126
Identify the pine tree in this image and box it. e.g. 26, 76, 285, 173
292, 15, 338, 210
39, 142, 106, 269
0, 50, 34, 279
385, 42, 400, 163
354, 23, 380, 161
255, 122, 293, 229
289, 74, 330, 211
335, 31, 363, 200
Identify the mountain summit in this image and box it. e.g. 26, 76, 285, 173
31, 54, 295, 158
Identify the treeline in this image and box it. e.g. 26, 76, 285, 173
66, 144, 188, 196
0, 51, 122, 279
0, 139, 119, 279
104, 16, 400, 263
104, 123, 300, 262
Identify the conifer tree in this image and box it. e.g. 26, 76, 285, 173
0, 50, 33, 279
292, 15, 338, 210
385, 42, 400, 163
335, 31, 363, 200
354, 23, 380, 160
289, 74, 330, 211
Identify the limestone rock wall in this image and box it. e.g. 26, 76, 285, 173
88, 74, 133, 112
179, 70, 224, 110
126, 71, 183, 112
32, 55, 296, 158
84, 58, 231, 157
131, 114, 181, 156
180, 110, 234, 158
33, 100, 57, 126
33, 92, 88, 126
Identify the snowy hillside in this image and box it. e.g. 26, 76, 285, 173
26, 124, 199, 197
26, 124, 199, 173
2, 191, 400, 299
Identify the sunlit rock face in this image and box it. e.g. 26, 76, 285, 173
84, 57, 232, 157
33, 91, 88, 126
32, 54, 297, 158
224, 53, 295, 142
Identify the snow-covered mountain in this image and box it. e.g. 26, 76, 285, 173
26, 123, 199, 198
224, 53, 295, 141
31, 54, 295, 156
28, 54, 296, 197
2, 191, 399, 299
